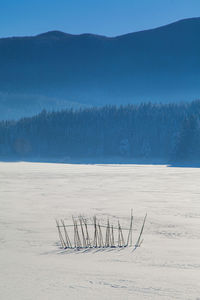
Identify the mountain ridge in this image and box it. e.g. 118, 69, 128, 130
0, 17, 200, 120
2, 17, 200, 40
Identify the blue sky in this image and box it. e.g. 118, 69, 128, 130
0, 0, 200, 37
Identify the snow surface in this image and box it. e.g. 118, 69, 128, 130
0, 162, 200, 299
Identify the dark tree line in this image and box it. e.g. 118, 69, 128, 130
0, 101, 200, 162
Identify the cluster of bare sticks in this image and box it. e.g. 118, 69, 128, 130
56, 210, 147, 250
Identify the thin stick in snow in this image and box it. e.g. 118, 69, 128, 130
118, 220, 121, 247
83, 218, 91, 247
56, 219, 66, 249
93, 216, 98, 247
135, 213, 147, 248
120, 225, 125, 247
79, 216, 86, 248
72, 217, 79, 248
105, 218, 111, 247
61, 219, 72, 248
98, 222, 104, 247
127, 209, 133, 246
75, 220, 82, 248
118, 220, 125, 247
111, 225, 114, 247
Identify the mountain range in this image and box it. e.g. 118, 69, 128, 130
0, 17, 200, 119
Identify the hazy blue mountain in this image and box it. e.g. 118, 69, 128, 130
0, 17, 200, 119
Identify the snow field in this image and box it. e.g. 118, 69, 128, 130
0, 162, 200, 299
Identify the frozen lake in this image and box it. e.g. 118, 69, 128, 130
0, 162, 200, 299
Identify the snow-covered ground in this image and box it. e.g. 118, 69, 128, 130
0, 162, 200, 299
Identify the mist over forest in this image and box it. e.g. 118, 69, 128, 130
1, 101, 200, 163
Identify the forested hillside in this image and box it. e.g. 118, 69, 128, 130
1, 101, 200, 163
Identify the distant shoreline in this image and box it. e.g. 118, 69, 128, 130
1, 157, 200, 167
